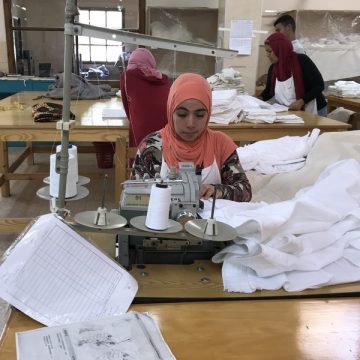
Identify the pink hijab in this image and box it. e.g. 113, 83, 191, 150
127, 48, 162, 79
160, 73, 236, 169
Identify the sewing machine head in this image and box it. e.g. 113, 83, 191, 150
119, 162, 203, 223
117, 162, 225, 268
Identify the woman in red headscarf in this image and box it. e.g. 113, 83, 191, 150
259, 32, 327, 116
120, 48, 170, 147
132, 73, 252, 202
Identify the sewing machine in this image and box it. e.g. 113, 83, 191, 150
120, 162, 202, 222
117, 162, 225, 268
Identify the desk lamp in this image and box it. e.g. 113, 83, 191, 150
57, 0, 237, 228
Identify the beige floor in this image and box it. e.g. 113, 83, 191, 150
0, 145, 117, 331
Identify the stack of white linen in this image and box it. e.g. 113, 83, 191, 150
237, 128, 320, 174
211, 89, 242, 124
210, 93, 295, 124
200, 159, 360, 293
207, 67, 246, 94
328, 81, 360, 98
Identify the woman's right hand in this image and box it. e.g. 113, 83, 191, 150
289, 99, 305, 111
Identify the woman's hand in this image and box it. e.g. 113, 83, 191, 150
289, 99, 305, 111
200, 184, 221, 200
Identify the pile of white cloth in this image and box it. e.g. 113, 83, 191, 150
237, 128, 320, 174
210, 93, 296, 124
200, 159, 360, 293
211, 89, 242, 124
247, 130, 360, 204
328, 81, 360, 98
207, 67, 246, 94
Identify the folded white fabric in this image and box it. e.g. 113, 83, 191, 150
275, 114, 304, 123
209, 94, 291, 124
200, 159, 360, 293
237, 128, 320, 173
212, 89, 237, 106
243, 108, 277, 123
329, 80, 360, 98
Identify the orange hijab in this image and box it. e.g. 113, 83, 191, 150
160, 73, 236, 169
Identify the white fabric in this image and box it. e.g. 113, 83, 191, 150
328, 81, 360, 98
236, 128, 320, 174
210, 94, 289, 124
211, 89, 237, 106
275, 76, 296, 107
201, 159, 222, 185
247, 130, 360, 204
200, 159, 360, 293
292, 39, 306, 54
274, 73, 317, 115
304, 98, 318, 115
206, 67, 245, 94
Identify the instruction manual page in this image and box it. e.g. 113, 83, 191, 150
16, 311, 176, 360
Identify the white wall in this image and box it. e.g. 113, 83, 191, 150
221, 0, 263, 95
262, 0, 360, 11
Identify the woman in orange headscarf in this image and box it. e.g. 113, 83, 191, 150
133, 73, 252, 202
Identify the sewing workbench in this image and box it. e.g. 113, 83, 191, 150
0, 92, 351, 209
0, 91, 129, 205
327, 95, 360, 113
1, 297, 360, 359
1, 216, 360, 359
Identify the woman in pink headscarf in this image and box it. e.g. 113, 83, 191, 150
120, 48, 170, 147
133, 73, 252, 202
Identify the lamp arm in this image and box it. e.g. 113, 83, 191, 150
70, 23, 237, 58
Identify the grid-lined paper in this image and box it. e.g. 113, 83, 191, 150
0, 214, 138, 326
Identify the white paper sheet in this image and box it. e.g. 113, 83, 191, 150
0, 214, 138, 326
229, 37, 252, 55
16, 311, 176, 360
230, 19, 253, 38
102, 107, 127, 119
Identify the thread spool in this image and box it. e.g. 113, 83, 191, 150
56, 144, 79, 182
145, 183, 171, 230
49, 153, 78, 198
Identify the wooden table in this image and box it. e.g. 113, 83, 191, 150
1, 218, 360, 301
209, 110, 350, 143
1, 216, 359, 297
0, 91, 129, 204
2, 298, 360, 360
129, 260, 360, 302
327, 95, 360, 113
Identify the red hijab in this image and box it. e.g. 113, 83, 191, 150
265, 32, 304, 99
160, 73, 235, 169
